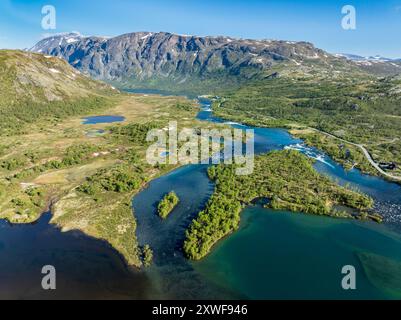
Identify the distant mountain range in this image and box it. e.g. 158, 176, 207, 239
334, 53, 401, 77
29, 32, 401, 92
335, 53, 400, 62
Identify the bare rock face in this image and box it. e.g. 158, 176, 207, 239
30, 31, 340, 88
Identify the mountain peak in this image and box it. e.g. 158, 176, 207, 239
29, 31, 400, 92
30, 32, 84, 53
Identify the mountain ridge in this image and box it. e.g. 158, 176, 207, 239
30, 31, 369, 92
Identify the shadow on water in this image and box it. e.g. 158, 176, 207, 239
0, 213, 152, 300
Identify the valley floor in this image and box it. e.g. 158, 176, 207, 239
0, 92, 388, 267
0, 93, 222, 267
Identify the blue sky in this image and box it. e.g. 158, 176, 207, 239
1, 0, 401, 57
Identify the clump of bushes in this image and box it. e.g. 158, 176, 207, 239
1, 156, 27, 171
110, 123, 159, 145
158, 191, 179, 219
142, 245, 153, 267
11, 143, 101, 181
78, 164, 144, 196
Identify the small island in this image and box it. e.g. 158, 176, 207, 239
158, 191, 180, 219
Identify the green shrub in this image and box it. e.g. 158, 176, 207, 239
78, 164, 144, 196
158, 191, 180, 219
142, 245, 153, 267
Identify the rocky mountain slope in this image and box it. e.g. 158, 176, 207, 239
0, 49, 114, 104
30, 31, 370, 92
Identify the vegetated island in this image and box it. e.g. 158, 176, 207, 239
158, 191, 180, 219
184, 150, 381, 261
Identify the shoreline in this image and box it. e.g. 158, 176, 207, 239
0, 93, 202, 267
212, 105, 401, 185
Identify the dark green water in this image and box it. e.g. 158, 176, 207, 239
194, 207, 401, 299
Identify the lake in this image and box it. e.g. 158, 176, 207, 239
0, 95, 400, 299
194, 207, 401, 299
0, 213, 152, 299
82, 115, 125, 125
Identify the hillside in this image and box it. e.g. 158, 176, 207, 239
0, 50, 116, 135
213, 74, 401, 179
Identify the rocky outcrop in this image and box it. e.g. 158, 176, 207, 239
30, 32, 349, 88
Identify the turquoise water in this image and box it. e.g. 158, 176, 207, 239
131, 97, 401, 299
82, 115, 125, 124
194, 207, 401, 299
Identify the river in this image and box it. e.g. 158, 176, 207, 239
0, 94, 400, 299
132, 97, 401, 299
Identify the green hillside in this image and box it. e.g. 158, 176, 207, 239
213, 69, 401, 179
0, 50, 117, 135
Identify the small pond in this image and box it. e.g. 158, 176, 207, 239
82, 115, 125, 125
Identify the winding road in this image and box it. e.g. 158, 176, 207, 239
311, 128, 401, 182
212, 97, 401, 182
